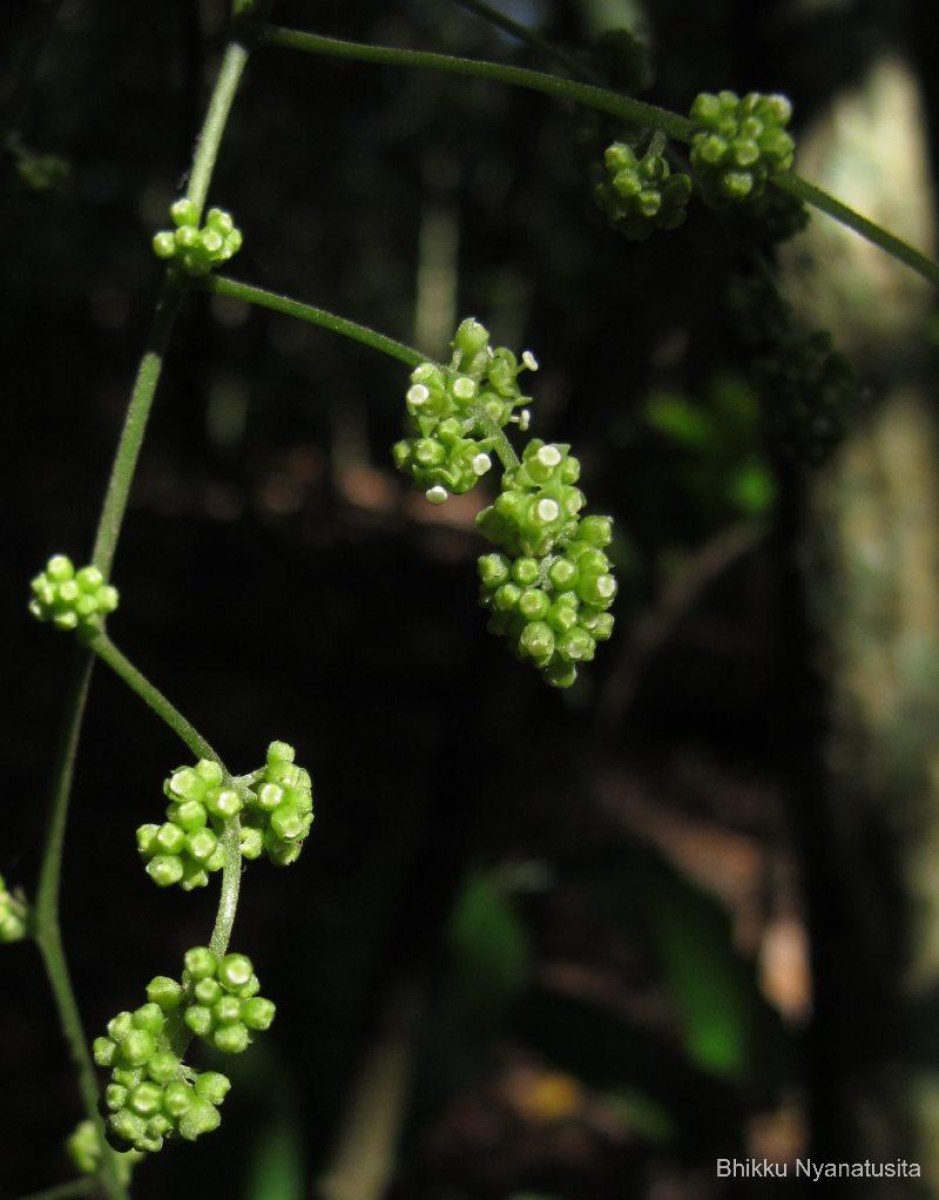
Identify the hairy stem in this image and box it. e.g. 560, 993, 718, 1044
775, 172, 939, 291
34, 654, 128, 1200
33, 32, 252, 1198
474, 410, 521, 471
85, 633, 220, 761
258, 23, 939, 290
449, 0, 595, 82
201, 275, 424, 366
91, 281, 184, 577
185, 40, 250, 218
257, 24, 694, 139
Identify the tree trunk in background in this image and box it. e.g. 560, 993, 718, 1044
782, 52, 939, 1193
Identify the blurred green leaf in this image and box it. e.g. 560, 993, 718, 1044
448, 868, 532, 1027
646, 871, 752, 1082
243, 1112, 305, 1200
645, 393, 716, 449
727, 462, 776, 514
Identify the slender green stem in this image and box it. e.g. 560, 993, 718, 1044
185, 40, 250, 217
34, 653, 128, 1200
775, 172, 939, 291
16, 1179, 96, 1200
258, 22, 939, 290
209, 818, 243, 959
474, 409, 521, 470
85, 633, 219, 762
200, 275, 425, 366
450, 0, 596, 82
257, 24, 694, 140
91, 282, 184, 577
33, 35, 252, 1197
83, 630, 243, 954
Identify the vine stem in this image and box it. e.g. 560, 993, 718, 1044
257, 22, 939, 292
186, 40, 250, 219
85, 633, 220, 762
202, 275, 526, 468
774, 173, 939, 291
83, 630, 243, 959
257, 24, 694, 139
33, 35, 251, 1200
201, 274, 425, 366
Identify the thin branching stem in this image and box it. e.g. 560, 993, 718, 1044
202, 275, 424, 366
257, 24, 693, 138
258, 21, 939, 290
33, 32, 253, 1200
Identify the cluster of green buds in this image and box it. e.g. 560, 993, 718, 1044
152, 200, 242, 276
93, 996, 231, 1152
137, 743, 314, 887
29, 555, 118, 632
172, 946, 276, 1054
67, 1120, 141, 1181
594, 135, 692, 241
478, 467, 616, 691
137, 759, 239, 890
0, 874, 27, 942
393, 323, 619, 688
689, 91, 795, 205
393, 318, 536, 505
241, 741, 314, 867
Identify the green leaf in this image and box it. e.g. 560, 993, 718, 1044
242, 1112, 305, 1200
644, 393, 716, 448
448, 868, 532, 1027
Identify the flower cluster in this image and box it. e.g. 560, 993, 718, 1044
477, 442, 617, 687
93, 998, 231, 1153
689, 91, 795, 205
173, 946, 276, 1054
152, 200, 242, 276
392, 318, 536, 505
595, 139, 691, 241
137, 759, 239, 890
241, 741, 314, 867
137, 744, 314, 886
0, 874, 27, 942
28, 555, 118, 632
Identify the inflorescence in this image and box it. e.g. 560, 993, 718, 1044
92, 948, 274, 1154
29, 555, 118, 632
153, 200, 242, 276
393, 317, 536, 505
688, 91, 795, 205
137, 742, 314, 889
394, 322, 617, 688
595, 137, 692, 241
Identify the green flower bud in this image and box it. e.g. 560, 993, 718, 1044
184, 946, 218, 980
178, 1099, 221, 1141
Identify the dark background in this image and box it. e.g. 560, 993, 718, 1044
3, 1, 939, 1197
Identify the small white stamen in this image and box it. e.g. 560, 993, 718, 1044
536, 498, 560, 523
452, 376, 477, 400
426, 485, 449, 505
536, 444, 562, 469
596, 574, 617, 598
522, 351, 539, 371
407, 383, 430, 407
472, 453, 492, 476
518, 409, 532, 432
